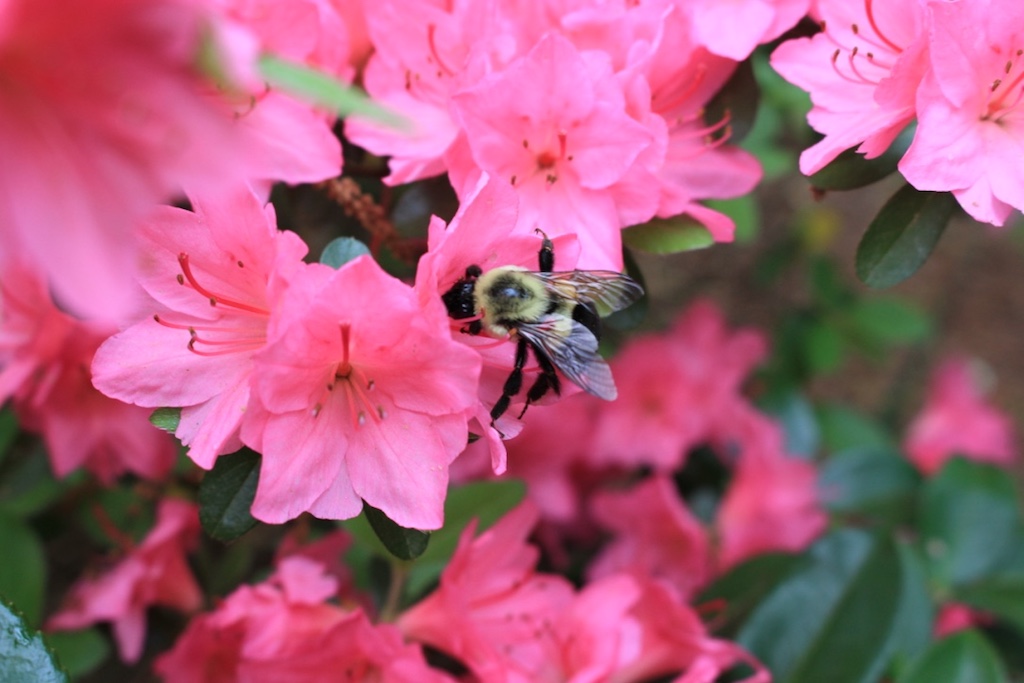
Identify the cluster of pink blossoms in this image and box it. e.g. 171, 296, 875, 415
348, 0, 774, 268
451, 299, 829, 597
772, 0, 1024, 226
53, 499, 769, 682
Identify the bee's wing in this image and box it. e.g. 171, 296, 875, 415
537, 271, 643, 317
515, 314, 617, 400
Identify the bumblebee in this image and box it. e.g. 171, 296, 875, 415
441, 232, 643, 424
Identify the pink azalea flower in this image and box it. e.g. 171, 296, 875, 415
903, 357, 1016, 475
242, 255, 481, 529
48, 499, 202, 663
451, 32, 657, 270
714, 405, 828, 569
634, 6, 762, 241
156, 556, 452, 682
588, 475, 712, 600
0, 263, 175, 482
345, 0, 513, 185
770, 0, 929, 174
398, 501, 578, 682
688, 0, 810, 60
92, 187, 308, 469
899, 0, 1024, 225
0, 0, 263, 320
592, 300, 768, 470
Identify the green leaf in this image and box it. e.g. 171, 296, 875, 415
888, 541, 936, 669
815, 403, 893, 452
199, 449, 260, 542
810, 125, 914, 191
0, 599, 66, 683
45, 629, 109, 680
738, 529, 905, 683
622, 217, 714, 254
0, 515, 45, 626
405, 480, 526, 597
847, 297, 932, 347
953, 538, 1024, 633
320, 237, 371, 269
758, 391, 819, 458
363, 502, 430, 561
706, 195, 760, 243
704, 58, 760, 144
803, 321, 845, 375
820, 447, 921, 523
855, 185, 958, 288
149, 407, 181, 434
808, 256, 853, 309
0, 447, 73, 519
920, 458, 1020, 588
696, 553, 803, 638
0, 410, 19, 469
78, 488, 154, 548
897, 631, 1008, 683
258, 55, 410, 130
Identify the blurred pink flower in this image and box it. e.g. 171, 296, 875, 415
933, 602, 994, 639
560, 574, 769, 682
588, 475, 712, 600
48, 499, 202, 663
0, 0, 260, 320
500, 395, 601, 523
714, 406, 827, 569
213, 0, 350, 191
0, 263, 175, 482
400, 501, 766, 682
243, 255, 480, 529
687, 0, 810, 60
903, 357, 1016, 475
92, 187, 308, 469
274, 529, 354, 601
770, 0, 928, 174
156, 556, 452, 682
0, 0, 351, 321
592, 300, 768, 470
398, 502, 577, 681
899, 0, 1024, 225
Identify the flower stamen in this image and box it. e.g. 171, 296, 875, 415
176, 253, 269, 315
427, 24, 457, 77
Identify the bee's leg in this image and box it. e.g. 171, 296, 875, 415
536, 230, 554, 273
517, 347, 561, 419
460, 319, 483, 335
490, 336, 528, 423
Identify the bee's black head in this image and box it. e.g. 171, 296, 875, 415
441, 264, 482, 320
